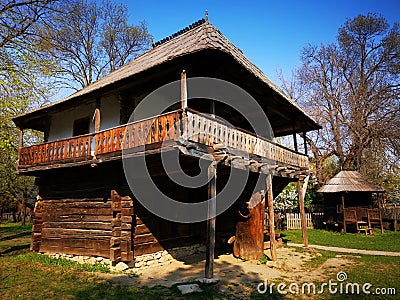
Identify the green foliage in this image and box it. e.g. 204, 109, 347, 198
289, 13, 400, 197
0, 1, 56, 213
258, 254, 269, 264
274, 182, 319, 209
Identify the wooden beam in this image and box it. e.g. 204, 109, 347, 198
181, 70, 187, 110
293, 131, 298, 152
297, 176, 309, 247
205, 162, 216, 279
266, 173, 276, 261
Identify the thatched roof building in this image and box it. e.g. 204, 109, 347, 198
13, 19, 320, 137
318, 171, 385, 193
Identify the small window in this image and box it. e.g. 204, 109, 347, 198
73, 117, 90, 136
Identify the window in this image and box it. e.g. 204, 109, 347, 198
73, 117, 90, 136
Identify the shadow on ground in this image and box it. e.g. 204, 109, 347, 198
74, 252, 287, 299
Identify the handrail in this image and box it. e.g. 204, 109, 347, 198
18, 109, 308, 168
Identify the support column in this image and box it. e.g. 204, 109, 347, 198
342, 193, 346, 232
181, 70, 187, 111
94, 97, 101, 132
303, 131, 308, 156
205, 162, 216, 279
293, 131, 298, 152
266, 173, 276, 261
297, 176, 309, 247
378, 198, 384, 234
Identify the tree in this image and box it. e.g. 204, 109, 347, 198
38, 0, 152, 90
0, 0, 57, 222
286, 14, 399, 195
0, 0, 58, 48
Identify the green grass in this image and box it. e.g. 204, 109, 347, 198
0, 222, 228, 299
2, 223, 400, 299
0, 222, 32, 256
309, 255, 400, 300
1, 250, 227, 299
282, 229, 400, 252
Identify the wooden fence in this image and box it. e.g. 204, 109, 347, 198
286, 212, 324, 230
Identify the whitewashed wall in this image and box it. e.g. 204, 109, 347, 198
48, 95, 120, 141
100, 95, 120, 130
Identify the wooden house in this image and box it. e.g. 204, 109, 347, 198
13, 19, 320, 273
319, 170, 385, 233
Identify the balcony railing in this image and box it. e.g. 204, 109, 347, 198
18, 109, 308, 168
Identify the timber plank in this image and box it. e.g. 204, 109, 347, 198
133, 233, 158, 245
134, 242, 164, 256
43, 202, 111, 209
41, 245, 110, 258
134, 224, 150, 235
41, 228, 112, 239
42, 198, 106, 203
42, 208, 112, 216
40, 215, 112, 222
43, 221, 112, 230
41, 238, 110, 252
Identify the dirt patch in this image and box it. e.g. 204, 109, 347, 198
102, 246, 355, 297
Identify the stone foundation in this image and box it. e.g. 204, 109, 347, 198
44, 243, 206, 272
133, 244, 206, 268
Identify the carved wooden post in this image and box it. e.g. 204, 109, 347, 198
298, 176, 309, 247
94, 98, 101, 132
181, 70, 187, 111
266, 173, 276, 261
205, 162, 216, 279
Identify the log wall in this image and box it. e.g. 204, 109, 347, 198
31, 190, 133, 262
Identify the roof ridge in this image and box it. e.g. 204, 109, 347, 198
152, 18, 206, 48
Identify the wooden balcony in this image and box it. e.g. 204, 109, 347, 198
17, 109, 309, 171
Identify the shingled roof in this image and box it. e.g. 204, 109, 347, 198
318, 171, 385, 193
14, 20, 320, 132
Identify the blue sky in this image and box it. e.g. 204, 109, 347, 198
122, 0, 399, 84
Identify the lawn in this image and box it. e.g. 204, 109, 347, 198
282, 229, 400, 252
1, 223, 400, 299
0, 222, 225, 299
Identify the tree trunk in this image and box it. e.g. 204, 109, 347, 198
20, 197, 26, 226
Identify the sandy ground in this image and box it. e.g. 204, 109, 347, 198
102, 247, 356, 295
